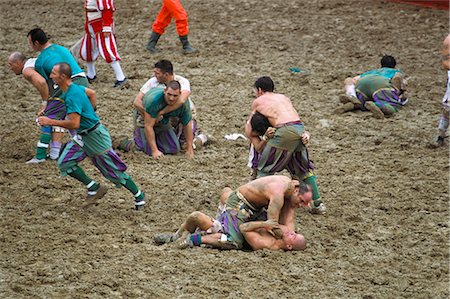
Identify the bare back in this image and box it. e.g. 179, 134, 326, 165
252, 92, 301, 126
238, 175, 293, 208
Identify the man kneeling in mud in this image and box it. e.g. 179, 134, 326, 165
154, 175, 312, 251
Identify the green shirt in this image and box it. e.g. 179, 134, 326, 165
35, 44, 83, 80
64, 84, 99, 132
143, 87, 192, 126
360, 67, 402, 80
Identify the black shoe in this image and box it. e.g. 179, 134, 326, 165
146, 41, 161, 53
182, 44, 197, 54
113, 78, 127, 89
434, 136, 445, 147
146, 31, 161, 53
87, 75, 97, 84
179, 35, 198, 54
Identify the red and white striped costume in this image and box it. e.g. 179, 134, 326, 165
80, 0, 121, 63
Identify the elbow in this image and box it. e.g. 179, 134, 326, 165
37, 80, 48, 94
67, 121, 80, 130
133, 93, 144, 108
38, 80, 47, 89
244, 123, 252, 137
254, 143, 264, 153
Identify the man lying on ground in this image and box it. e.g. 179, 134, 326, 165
154, 175, 312, 251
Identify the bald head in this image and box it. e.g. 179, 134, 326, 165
290, 233, 306, 251
8, 52, 26, 63
280, 225, 307, 251
8, 52, 27, 75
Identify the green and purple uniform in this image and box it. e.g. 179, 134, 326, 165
356, 68, 406, 114
217, 191, 266, 249
58, 83, 130, 186
133, 87, 193, 156
254, 121, 320, 203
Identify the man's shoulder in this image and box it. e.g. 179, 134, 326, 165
263, 176, 290, 190
44, 44, 60, 53
252, 94, 266, 103
51, 44, 65, 51
144, 87, 164, 100
139, 77, 162, 94
35, 52, 44, 63
39, 44, 66, 61
179, 101, 192, 115
173, 74, 189, 82
24, 58, 36, 69
49, 44, 72, 57
257, 93, 290, 105
143, 88, 165, 110
173, 74, 190, 90
146, 77, 162, 88
67, 83, 86, 96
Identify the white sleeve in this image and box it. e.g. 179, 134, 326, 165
24, 58, 36, 69
139, 77, 159, 94
174, 74, 191, 92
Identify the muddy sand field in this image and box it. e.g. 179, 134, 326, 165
0, 0, 449, 298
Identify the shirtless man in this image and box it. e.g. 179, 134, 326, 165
8, 52, 48, 110
154, 175, 312, 250
245, 76, 325, 214
8, 52, 65, 162
155, 213, 306, 251
432, 34, 450, 147
240, 221, 306, 251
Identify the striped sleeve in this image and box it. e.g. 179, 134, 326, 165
97, 0, 115, 11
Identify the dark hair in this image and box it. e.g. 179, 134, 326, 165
250, 112, 270, 136
166, 80, 181, 91
254, 76, 274, 92
27, 28, 49, 45
154, 59, 173, 74
380, 55, 396, 68
297, 181, 311, 195
57, 63, 72, 78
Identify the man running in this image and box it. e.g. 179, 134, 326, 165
37, 63, 146, 210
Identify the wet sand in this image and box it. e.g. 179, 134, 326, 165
0, 0, 448, 298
